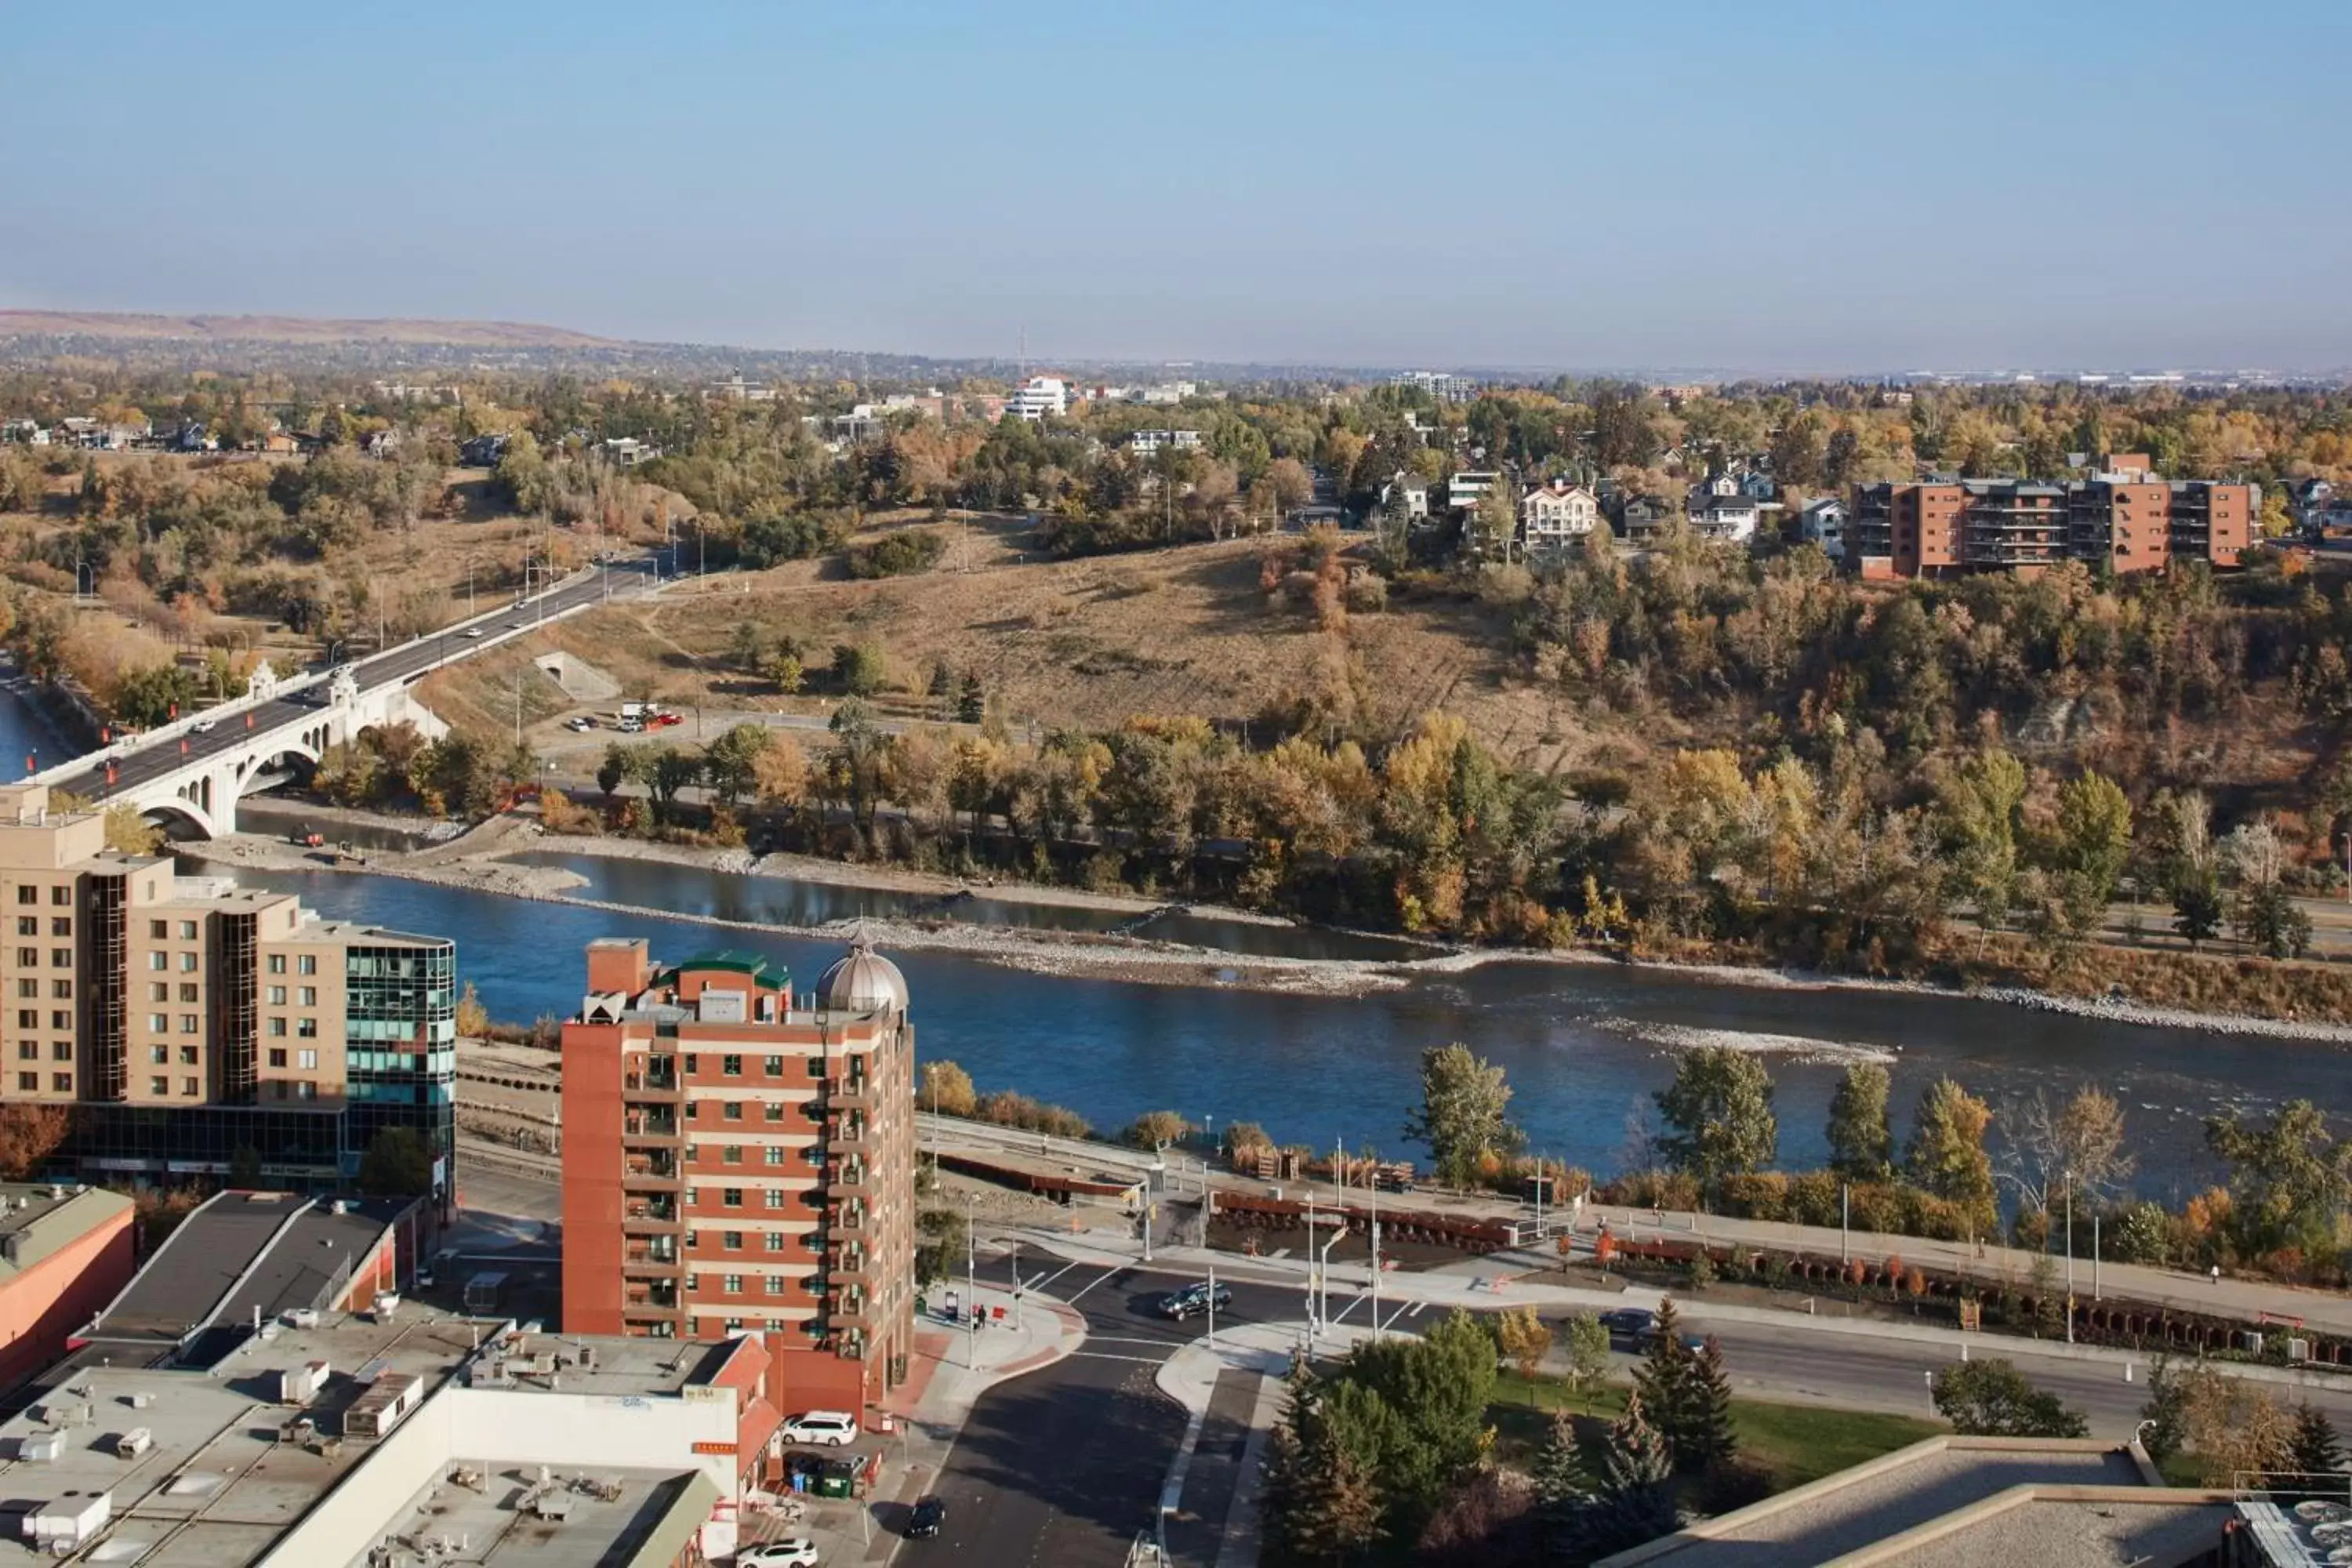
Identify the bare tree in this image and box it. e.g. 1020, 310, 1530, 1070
2000, 1086, 2135, 1213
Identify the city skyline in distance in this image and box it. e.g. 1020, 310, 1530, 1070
2, 2, 2347, 376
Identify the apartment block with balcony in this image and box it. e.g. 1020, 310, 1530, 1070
560, 933, 917, 1395
1852, 458, 2256, 580
0, 783, 456, 1196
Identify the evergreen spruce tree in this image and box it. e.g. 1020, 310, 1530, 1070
1681, 1335, 1737, 1472
1633, 1297, 1696, 1466
2293, 1403, 2346, 1484
1533, 1407, 1592, 1561
1565, 1390, 1682, 1559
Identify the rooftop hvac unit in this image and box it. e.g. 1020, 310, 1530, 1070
20, 1432, 64, 1464
114, 1428, 152, 1459
2288, 1338, 2312, 1361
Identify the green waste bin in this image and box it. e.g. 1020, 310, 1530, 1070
818, 1472, 853, 1500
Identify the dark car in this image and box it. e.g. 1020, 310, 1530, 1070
1158, 1282, 1234, 1320
1598, 1308, 1657, 1338
906, 1497, 947, 1539
1634, 1321, 1710, 1353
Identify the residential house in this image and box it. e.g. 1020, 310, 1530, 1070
1125, 429, 1202, 457
1737, 467, 1777, 502
260, 430, 303, 456
459, 433, 509, 467
0, 419, 47, 446
1446, 470, 1501, 513
1799, 497, 1848, 561
1376, 472, 1429, 523
1690, 491, 1762, 543
1618, 493, 1675, 541
1518, 480, 1600, 557
2293, 477, 2338, 532
360, 429, 401, 459
598, 437, 659, 467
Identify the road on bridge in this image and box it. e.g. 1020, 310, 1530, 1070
54, 554, 661, 809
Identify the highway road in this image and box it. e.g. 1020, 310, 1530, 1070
54, 553, 660, 803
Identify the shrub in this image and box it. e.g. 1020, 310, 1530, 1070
846, 528, 947, 579
1693, 1454, 1775, 1516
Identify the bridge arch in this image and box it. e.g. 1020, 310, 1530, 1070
142, 797, 220, 840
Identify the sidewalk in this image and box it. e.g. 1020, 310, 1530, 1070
1153, 1320, 1377, 1568
930, 1112, 2352, 1338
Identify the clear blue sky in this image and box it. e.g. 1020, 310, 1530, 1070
3, 1, 2345, 374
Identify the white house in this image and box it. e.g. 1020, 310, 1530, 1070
1519, 481, 1600, 556
1377, 472, 1429, 522
1446, 470, 1501, 512
1007, 376, 1070, 420
1690, 492, 1762, 543
1126, 428, 1203, 456
1799, 497, 1848, 561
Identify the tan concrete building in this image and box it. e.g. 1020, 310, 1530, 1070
0, 783, 456, 1193
561, 933, 918, 1395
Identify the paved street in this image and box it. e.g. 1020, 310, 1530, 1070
54, 554, 660, 801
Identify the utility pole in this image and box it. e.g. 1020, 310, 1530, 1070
2063, 1170, 2075, 1345
1841, 1182, 1850, 1265
1304, 1194, 1318, 1339
1207, 1262, 1217, 1348
965, 1189, 978, 1369
1370, 1175, 1382, 1341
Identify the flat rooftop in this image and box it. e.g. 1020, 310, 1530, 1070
370, 1462, 711, 1568
1605, 1439, 2149, 1568
0, 1312, 486, 1567
0, 1185, 130, 1284
1893, 1492, 2230, 1568
463, 1330, 731, 1401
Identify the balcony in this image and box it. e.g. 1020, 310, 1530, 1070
826, 1295, 870, 1334
624, 1241, 679, 1271
626, 1283, 681, 1310
828, 1120, 869, 1156
622, 1154, 681, 1187
625, 1068, 682, 1102
827, 1163, 868, 1193
822, 1080, 873, 1114
624, 1109, 679, 1139
828, 1249, 869, 1287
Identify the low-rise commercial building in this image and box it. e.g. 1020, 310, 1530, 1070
561, 934, 916, 1399
0, 1184, 134, 1393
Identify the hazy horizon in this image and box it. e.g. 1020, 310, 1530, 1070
5, 1, 2347, 376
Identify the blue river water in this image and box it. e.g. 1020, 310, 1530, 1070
211, 861, 2352, 1200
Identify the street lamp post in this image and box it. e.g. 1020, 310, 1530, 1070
2063, 1170, 2075, 1345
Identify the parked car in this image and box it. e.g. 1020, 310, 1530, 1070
648, 710, 684, 729
779, 1410, 859, 1447
617, 717, 644, 734
1157, 1282, 1233, 1320
739, 1541, 820, 1567
906, 1497, 947, 1539
565, 716, 596, 731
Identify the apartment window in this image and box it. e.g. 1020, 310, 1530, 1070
147, 983, 166, 1002
267, 955, 285, 975
13, 918, 30, 936
721, 1101, 742, 1121
13, 949, 31, 969
179, 1014, 198, 1033
179, 1046, 198, 1065
684, 1054, 698, 1073
764, 1146, 784, 1167
298, 1050, 317, 1070
180, 1077, 198, 1097
764, 1103, 784, 1123
178, 953, 197, 973
298, 955, 316, 975
721, 1188, 742, 1207
764, 1189, 785, 1210
722, 1274, 743, 1295
268, 1049, 286, 1069
295, 1081, 316, 1101
267, 986, 285, 1005
764, 1276, 785, 1296
722, 1230, 743, 1250
49, 887, 66, 907
297, 1018, 318, 1038
49, 1041, 67, 1062
50, 949, 68, 968
14, 980, 31, 1000
764, 1232, 785, 1253
684, 1273, 700, 1292
176, 920, 197, 940
764, 1055, 783, 1077
150, 1046, 167, 1065
49, 1011, 67, 1030
178, 983, 197, 1003
722, 1145, 742, 1164
49, 1073, 68, 1092
49, 916, 67, 936
49, 980, 70, 1000
147, 1011, 168, 1033
721, 1054, 742, 1076
148, 921, 167, 939
268, 1018, 287, 1036
14, 1073, 31, 1091
13, 1043, 28, 1061
149, 1076, 168, 1095
147, 953, 166, 971
297, 986, 315, 1007
14, 1010, 32, 1029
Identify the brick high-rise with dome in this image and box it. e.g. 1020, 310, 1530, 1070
558, 930, 917, 1390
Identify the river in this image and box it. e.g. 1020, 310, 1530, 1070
205, 858, 2352, 1201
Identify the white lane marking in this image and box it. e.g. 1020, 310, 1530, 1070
1064, 1266, 1127, 1304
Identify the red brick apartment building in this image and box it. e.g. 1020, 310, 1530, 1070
560, 934, 916, 1391
1851, 455, 2253, 579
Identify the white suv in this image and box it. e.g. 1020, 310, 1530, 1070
779, 1410, 859, 1446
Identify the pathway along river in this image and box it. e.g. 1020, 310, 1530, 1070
205, 856, 2352, 1200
